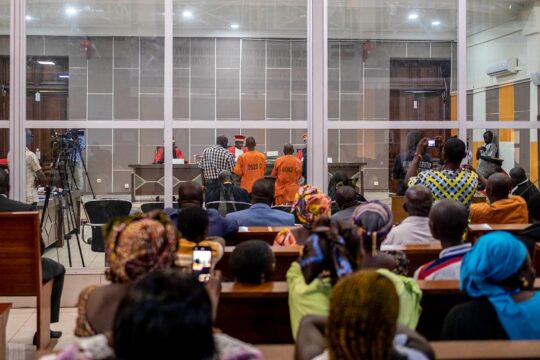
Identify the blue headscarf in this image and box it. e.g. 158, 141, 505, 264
461, 231, 540, 339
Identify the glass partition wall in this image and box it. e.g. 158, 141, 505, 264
3, 0, 540, 269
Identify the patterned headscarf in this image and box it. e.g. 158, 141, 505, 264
352, 201, 393, 255
104, 211, 178, 283
292, 185, 332, 226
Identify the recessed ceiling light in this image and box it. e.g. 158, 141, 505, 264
408, 12, 419, 20
65, 6, 78, 16
182, 10, 193, 18
230, 23, 239, 29
431, 20, 441, 26
37, 61, 55, 65
25, 15, 32, 21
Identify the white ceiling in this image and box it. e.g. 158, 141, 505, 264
0, 0, 533, 40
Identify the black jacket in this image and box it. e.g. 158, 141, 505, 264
0, 195, 36, 212
517, 223, 540, 256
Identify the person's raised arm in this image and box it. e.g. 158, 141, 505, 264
404, 137, 428, 185
206, 270, 222, 324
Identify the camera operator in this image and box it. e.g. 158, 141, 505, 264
26, 130, 48, 205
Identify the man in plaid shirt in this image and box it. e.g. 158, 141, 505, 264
199, 135, 235, 200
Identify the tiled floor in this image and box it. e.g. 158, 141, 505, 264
6, 308, 78, 360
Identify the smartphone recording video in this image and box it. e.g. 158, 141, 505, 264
427, 138, 438, 147
192, 246, 212, 283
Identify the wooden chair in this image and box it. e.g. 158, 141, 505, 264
0, 303, 11, 360
431, 340, 540, 359
467, 224, 530, 243
382, 243, 441, 276
391, 196, 407, 224
0, 212, 52, 349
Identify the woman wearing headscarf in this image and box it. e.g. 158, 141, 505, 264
75, 211, 178, 337
295, 271, 434, 360
353, 201, 409, 275
273, 185, 332, 246
442, 231, 540, 340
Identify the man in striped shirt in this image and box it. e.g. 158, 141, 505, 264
414, 199, 471, 280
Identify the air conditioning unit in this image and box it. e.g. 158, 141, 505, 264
486, 58, 518, 77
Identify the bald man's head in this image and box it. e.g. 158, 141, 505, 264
486, 173, 512, 202
335, 186, 358, 210
429, 199, 468, 246
404, 185, 433, 217
251, 179, 274, 205
177, 181, 204, 208
219, 170, 233, 184
509, 167, 527, 187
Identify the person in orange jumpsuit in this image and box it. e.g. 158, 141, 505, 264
233, 136, 266, 193
271, 143, 302, 205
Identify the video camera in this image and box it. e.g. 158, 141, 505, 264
51, 129, 84, 148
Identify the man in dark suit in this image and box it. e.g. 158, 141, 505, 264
0, 169, 64, 342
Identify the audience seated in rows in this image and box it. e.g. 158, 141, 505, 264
274, 185, 331, 246
230, 240, 275, 284
176, 207, 224, 269
469, 173, 528, 224
383, 185, 438, 245
510, 166, 539, 207
296, 271, 434, 360
442, 231, 540, 340
226, 179, 295, 227
353, 201, 409, 275
518, 193, 540, 255
330, 185, 363, 225
0, 169, 65, 343
52, 270, 262, 360
75, 211, 178, 337
206, 170, 250, 216
164, 181, 238, 238
406, 137, 479, 207
414, 200, 471, 280
287, 215, 421, 339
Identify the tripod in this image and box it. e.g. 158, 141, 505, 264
51, 142, 86, 267
66, 136, 95, 199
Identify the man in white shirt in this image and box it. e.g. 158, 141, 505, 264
25, 130, 48, 204
383, 185, 438, 245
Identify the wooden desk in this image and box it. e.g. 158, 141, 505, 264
467, 224, 530, 243
0, 303, 10, 360
128, 164, 202, 201
432, 340, 540, 359
227, 226, 299, 246
382, 243, 441, 276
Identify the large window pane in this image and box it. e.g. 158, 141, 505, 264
0, 0, 8, 168
329, 1, 457, 122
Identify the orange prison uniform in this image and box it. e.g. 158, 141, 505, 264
271, 154, 302, 205
234, 150, 267, 193
469, 196, 528, 224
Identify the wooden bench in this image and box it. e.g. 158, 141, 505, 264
0, 303, 11, 360
431, 340, 540, 359
467, 224, 530, 243
218, 243, 442, 281
216, 282, 291, 344
226, 226, 297, 246
217, 279, 540, 344
0, 212, 53, 349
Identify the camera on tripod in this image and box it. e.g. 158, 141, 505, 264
52, 129, 85, 149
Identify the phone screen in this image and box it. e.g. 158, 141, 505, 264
427, 139, 436, 147
192, 246, 212, 283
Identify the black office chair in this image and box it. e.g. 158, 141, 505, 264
140, 202, 165, 213
82, 199, 132, 252
205, 201, 251, 216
